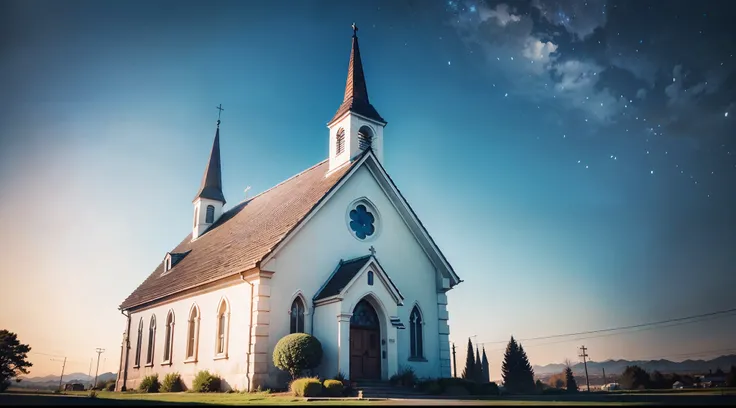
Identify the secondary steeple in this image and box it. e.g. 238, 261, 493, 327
327, 24, 387, 172
192, 106, 226, 240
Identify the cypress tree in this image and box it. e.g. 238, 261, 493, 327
501, 336, 519, 390
481, 347, 490, 383
461, 338, 475, 380
565, 366, 578, 393
475, 347, 483, 383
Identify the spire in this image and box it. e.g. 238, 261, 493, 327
329, 23, 385, 126
482, 346, 490, 383
194, 119, 226, 204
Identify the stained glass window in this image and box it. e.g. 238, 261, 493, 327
146, 315, 156, 365
410, 306, 423, 358
186, 305, 199, 359
349, 204, 375, 240
163, 311, 174, 362
290, 297, 305, 333
351, 299, 379, 329
134, 318, 143, 367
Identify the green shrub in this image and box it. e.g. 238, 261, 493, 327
423, 380, 442, 395
192, 370, 221, 393
0, 380, 10, 393
273, 333, 323, 379
389, 365, 418, 387
476, 382, 500, 396
332, 372, 346, 382
322, 379, 344, 397
290, 377, 322, 397
160, 372, 183, 393
138, 374, 160, 393
105, 381, 116, 391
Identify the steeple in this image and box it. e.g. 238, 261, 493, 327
194, 119, 226, 204
328, 23, 385, 127
327, 24, 387, 172
192, 109, 226, 241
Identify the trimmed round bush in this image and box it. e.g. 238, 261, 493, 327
322, 379, 344, 397
160, 372, 184, 393
290, 377, 322, 397
273, 333, 323, 379
138, 374, 160, 393
192, 370, 221, 393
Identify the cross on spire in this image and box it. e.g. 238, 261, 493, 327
369, 245, 376, 256
352, 22, 358, 37
216, 104, 224, 122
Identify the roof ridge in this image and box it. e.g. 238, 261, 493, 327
232, 158, 329, 207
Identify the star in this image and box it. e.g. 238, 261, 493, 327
447, 60, 451, 66
726, 112, 729, 117
650, 170, 654, 174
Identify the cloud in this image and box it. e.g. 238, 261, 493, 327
636, 88, 647, 99
522, 37, 558, 64
531, 0, 608, 40
479, 3, 522, 27
450, 1, 624, 123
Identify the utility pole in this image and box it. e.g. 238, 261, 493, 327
578, 345, 591, 392
452, 342, 457, 378
51, 357, 67, 392
93, 348, 105, 389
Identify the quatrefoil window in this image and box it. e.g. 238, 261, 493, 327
349, 204, 375, 240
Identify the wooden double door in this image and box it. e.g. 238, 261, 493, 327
349, 327, 381, 380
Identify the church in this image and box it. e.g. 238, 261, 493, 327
115, 26, 462, 392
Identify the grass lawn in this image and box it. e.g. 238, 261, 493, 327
3, 388, 736, 406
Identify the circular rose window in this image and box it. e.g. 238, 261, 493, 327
346, 198, 380, 241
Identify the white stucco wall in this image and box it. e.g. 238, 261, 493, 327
118, 281, 251, 392
262, 165, 448, 383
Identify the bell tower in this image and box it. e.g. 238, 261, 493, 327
327, 23, 387, 172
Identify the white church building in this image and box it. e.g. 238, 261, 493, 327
115, 26, 462, 392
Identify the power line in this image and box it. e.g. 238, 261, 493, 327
476, 306, 736, 346
482, 312, 735, 353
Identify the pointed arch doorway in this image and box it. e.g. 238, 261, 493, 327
349, 299, 381, 380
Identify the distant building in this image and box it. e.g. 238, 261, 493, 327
64, 383, 84, 391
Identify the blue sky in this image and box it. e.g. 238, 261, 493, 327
1, 0, 735, 379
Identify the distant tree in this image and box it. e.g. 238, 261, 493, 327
501, 336, 535, 394
726, 366, 736, 388
714, 368, 725, 377
461, 338, 476, 381
0, 330, 32, 393
565, 366, 579, 393
651, 370, 668, 389
547, 372, 566, 389
481, 347, 490, 383
619, 365, 650, 390
535, 379, 546, 393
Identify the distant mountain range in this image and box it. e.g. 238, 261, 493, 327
16, 372, 116, 389
534, 355, 736, 377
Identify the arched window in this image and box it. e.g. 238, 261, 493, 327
290, 297, 305, 334
146, 315, 156, 365
186, 304, 200, 361
336, 128, 346, 155
409, 305, 423, 359
163, 310, 174, 363
134, 318, 143, 367
215, 299, 229, 356
206, 205, 215, 223
358, 126, 373, 151
367, 270, 374, 286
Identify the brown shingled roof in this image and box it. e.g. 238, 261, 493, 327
119, 159, 355, 310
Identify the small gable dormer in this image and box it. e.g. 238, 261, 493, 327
192, 118, 226, 240
161, 251, 191, 276
327, 24, 387, 173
